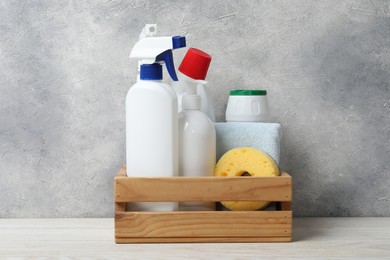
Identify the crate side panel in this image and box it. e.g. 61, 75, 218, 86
115, 211, 292, 238
115, 176, 292, 202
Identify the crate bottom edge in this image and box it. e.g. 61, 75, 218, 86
115, 236, 292, 243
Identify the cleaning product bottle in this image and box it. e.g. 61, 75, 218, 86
178, 94, 216, 211
225, 90, 271, 122
126, 24, 186, 211
173, 48, 215, 121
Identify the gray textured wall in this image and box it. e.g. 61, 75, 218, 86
1, 0, 389, 217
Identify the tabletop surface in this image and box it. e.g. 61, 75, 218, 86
0, 218, 389, 259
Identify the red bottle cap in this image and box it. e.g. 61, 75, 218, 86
178, 48, 212, 80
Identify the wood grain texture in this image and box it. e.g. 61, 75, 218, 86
115, 172, 292, 202
114, 168, 292, 243
115, 236, 292, 243
115, 211, 292, 238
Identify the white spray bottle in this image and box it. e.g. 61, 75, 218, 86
126, 24, 186, 211
173, 48, 215, 121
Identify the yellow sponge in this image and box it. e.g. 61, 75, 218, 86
214, 147, 280, 211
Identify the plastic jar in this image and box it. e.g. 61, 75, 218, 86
225, 90, 271, 122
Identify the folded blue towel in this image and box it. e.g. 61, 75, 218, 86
214, 122, 282, 164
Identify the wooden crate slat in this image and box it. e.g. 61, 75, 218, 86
115, 211, 292, 238
115, 236, 292, 243
115, 173, 292, 202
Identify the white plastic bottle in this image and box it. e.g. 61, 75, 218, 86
126, 25, 186, 211
126, 64, 178, 181
178, 94, 216, 211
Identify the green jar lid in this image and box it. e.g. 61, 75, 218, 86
230, 90, 267, 96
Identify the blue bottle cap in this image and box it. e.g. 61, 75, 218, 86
140, 64, 162, 80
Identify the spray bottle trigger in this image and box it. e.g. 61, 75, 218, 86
156, 50, 178, 81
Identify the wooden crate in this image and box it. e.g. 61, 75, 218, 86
114, 166, 292, 243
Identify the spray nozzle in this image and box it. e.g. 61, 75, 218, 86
172, 36, 186, 49
130, 24, 186, 81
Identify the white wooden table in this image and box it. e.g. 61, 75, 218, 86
0, 218, 389, 258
